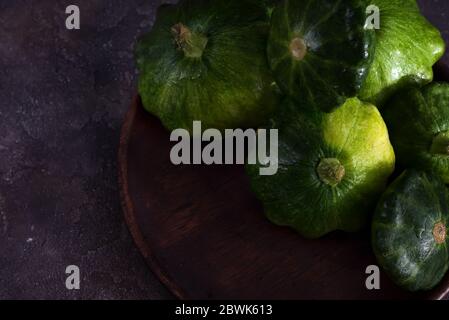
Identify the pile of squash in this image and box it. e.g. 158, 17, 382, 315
136, 0, 449, 292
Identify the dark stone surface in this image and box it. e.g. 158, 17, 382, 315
0, 0, 174, 300
0, 0, 448, 300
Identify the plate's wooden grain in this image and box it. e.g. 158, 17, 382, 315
119, 63, 449, 300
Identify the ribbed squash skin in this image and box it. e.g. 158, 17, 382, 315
267, 0, 375, 112
359, 0, 445, 106
136, 0, 280, 131
247, 98, 395, 239
383, 83, 449, 183
372, 170, 449, 291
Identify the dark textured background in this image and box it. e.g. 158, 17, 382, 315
0, 0, 448, 300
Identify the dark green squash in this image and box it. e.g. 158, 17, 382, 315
372, 170, 449, 291
247, 98, 395, 239
267, 0, 375, 112
359, 0, 445, 106
383, 83, 449, 184
136, 0, 280, 131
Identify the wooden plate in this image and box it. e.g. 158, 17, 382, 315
119, 63, 449, 300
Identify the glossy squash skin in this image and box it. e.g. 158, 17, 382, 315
359, 0, 445, 106
267, 0, 375, 113
136, 0, 280, 131
372, 170, 449, 291
247, 98, 395, 239
383, 83, 449, 184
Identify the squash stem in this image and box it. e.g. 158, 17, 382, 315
171, 23, 208, 59
317, 158, 345, 187
430, 131, 449, 156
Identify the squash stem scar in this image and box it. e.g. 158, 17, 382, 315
433, 222, 446, 244
317, 158, 345, 187
289, 37, 307, 61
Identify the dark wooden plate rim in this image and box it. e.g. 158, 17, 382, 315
119, 77, 449, 300
119, 95, 187, 299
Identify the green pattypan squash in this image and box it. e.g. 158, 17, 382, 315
359, 0, 445, 106
267, 0, 375, 112
136, 0, 280, 131
372, 170, 449, 291
383, 83, 449, 183
247, 98, 395, 239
